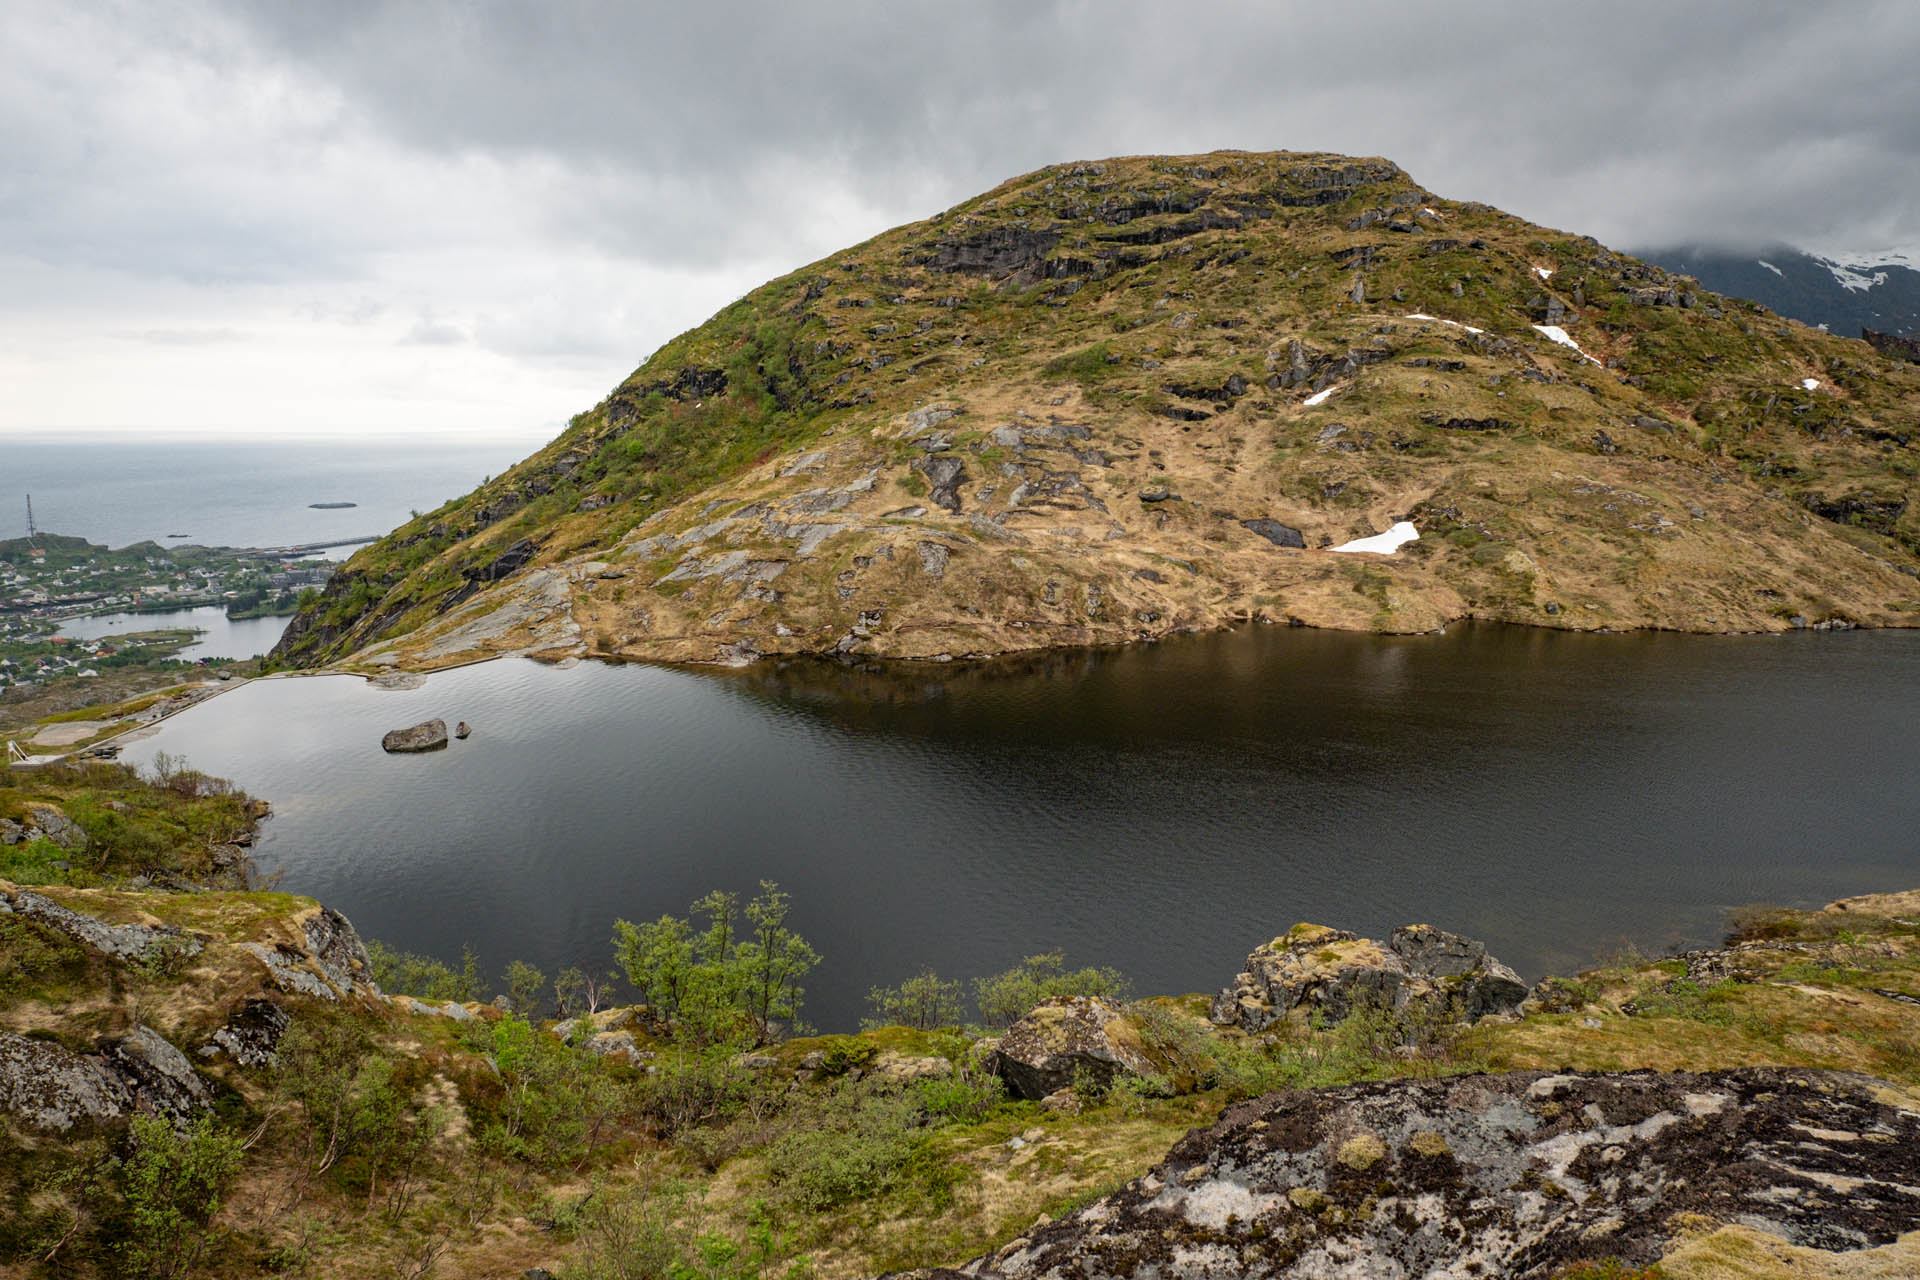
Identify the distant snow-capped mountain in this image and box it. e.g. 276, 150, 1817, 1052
1637, 245, 1920, 339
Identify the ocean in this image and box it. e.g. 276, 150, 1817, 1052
3, 433, 552, 554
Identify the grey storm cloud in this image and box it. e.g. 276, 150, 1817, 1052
210, 0, 1920, 257
5, 0, 1920, 432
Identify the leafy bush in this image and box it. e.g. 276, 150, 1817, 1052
763, 1088, 930, 1211
365, 940, 479, 1003
974, 951, 1129, 1029
116, 1112, 243, 1279
865, 969, 964, 1031
613, 882, 817, 1046
482, 1015, 626, 1167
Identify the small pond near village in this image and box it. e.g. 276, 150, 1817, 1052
117, 623, 1920, 1031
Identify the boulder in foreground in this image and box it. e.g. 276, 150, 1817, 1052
890, 1067, 1920, 1279
381, 718, 448, 752
987, 996, 1159, 1100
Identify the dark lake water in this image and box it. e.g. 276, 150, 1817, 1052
115, 624, 1920, 1032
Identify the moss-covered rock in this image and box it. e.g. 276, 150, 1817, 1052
1210, 921, 1527, 1032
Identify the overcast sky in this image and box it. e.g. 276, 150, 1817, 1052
5, 0, 1918, 437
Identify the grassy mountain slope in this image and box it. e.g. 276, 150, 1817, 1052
274, 150, 1920, 670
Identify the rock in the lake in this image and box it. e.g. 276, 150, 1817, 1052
1210, 921, 1527, 1033
988, 996, 1158, 1100
454, 721, 471, 739
881, 1068, 1920, 1279
381, 719, 449, 752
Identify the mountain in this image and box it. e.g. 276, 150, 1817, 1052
274, 151, 1920, 671
1639, 244, 1920, 342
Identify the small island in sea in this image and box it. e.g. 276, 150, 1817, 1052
307, 501, 357, 509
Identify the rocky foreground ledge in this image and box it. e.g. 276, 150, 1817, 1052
892, 1067, 1920, 1279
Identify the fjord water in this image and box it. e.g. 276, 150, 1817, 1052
53, 606, 288, 661
118, 625, 1920, 1030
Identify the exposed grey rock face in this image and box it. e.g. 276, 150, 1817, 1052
1210, 923, 1527, 1033
916, 455, 970, 513
199, 998, 291, 1068
101, 1025, 212, 1126
22, 803, 88, 851
886, 1068, 1920, 1279
1241, 518, 1306, 549
987, 996, 1157, 1101
0, 887, 203, 965
0, 1029, 133, 1132
238, 907, 379, 1001
381, 718, 449, 752
305, 907, 378, 995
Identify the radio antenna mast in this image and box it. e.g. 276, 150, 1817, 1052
24, 494, 36, 546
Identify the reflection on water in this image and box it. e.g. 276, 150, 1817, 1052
116, 624, 1920, 1031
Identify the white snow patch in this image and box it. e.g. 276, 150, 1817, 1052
1404, 313, 1485, 335
1757, 260, 1783, 277
1302, 387, 1336, 407
1535, 266, 1554, 280
1532, 324, 1603, 365
1812, 246, 1920, 273
1330, 521, 1420, 555
1800, 378, 1821, 391
1822, 261, 1888, 293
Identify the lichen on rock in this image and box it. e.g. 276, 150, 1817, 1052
1209, 921, 1527, 1033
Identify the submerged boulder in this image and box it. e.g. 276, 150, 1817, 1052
987, 996, 1157, 1100
381, 718, 449, 752
1210, 922, 1526, 1033
888, 1068, 1920, 1279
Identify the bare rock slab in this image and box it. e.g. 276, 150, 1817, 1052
888, 1068, 1920, 1279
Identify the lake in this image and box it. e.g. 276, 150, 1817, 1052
53, 606, 290, 662
114, 623, 1920, 1032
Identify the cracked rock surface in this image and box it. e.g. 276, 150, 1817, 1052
886, 1068, 1920, 1279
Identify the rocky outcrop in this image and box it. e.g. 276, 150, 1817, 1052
1863, 328, 1920, 362
381, 718, 449, 752
0, 886, 203, 965
0, 1030, 134, 1132
987, 996, 1158, 1100
99, 1025, 212, 1126
892, 1068, 1920, 1279
1210, 923, 1526, 1033
21, 803, 88, 852
0, 1024, 213, 1133
198, 998, 291, 1068
305, 906, 377, 993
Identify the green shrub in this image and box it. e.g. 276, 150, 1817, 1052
365, 940, 478, 1002
865, 969, 964, 1031
763, 1089, 928, 1211
974, 951, 1129, 1029
613, 882, 817, 1046
115, 1112, 243, 1279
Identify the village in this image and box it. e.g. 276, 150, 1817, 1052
0, 532, 330, 694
